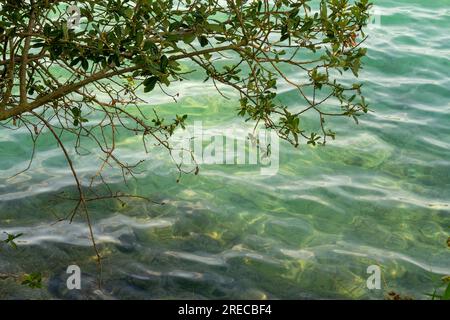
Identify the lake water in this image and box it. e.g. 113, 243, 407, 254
0, 0, 449, 299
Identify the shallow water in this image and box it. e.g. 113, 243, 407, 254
1, 0, 449, 299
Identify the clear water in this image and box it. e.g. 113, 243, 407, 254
0, 0, 449, 299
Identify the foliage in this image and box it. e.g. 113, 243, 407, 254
0, 0, 371, 149
426, 278, 450, 301
0, 0, 371, 261
0, 232, 43, 289
0, 232, 23, 250
21, 272, 43, 289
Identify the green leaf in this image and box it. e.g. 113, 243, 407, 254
71, 107, 80, 117
160, 55, 169, 73
198, 35, 208, 47
320, 1, 328, 21
443, 283, 450, 300
70, 57, 82, 67
182, 34, 196, 44
136, 31, 144, 46
81, 58, 89, 71
143, 76, 158, 93
280, 33, 290, 42
207, 24, 223, 32
31, 42, 45, 48
143, 40, 158, 55
299, 19, 314, 32
21, 273, 42, 289
3, 232, 23, 249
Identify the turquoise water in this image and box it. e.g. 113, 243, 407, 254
1, 0, 449, 299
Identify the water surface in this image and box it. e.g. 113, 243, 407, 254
0, 0, 449, 299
